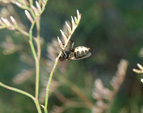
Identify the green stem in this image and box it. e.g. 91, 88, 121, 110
27, 15, 42, 113
44, 14, 81, 112
16, 27, 29, 37
69, 83, 94, 108
38, 0, 42, 6
29, 0, 33, 5
0, 1, 50, 113
36, 20, 41, 60
29, 22, 40, 100
34, 98, 42, 113
44, 38, 73, 112
0, 26, 29, 38
58, 77, 94, 108
0, 26, 6, 29
35, 58, 40, 99
0, 82, 34, 99
35, 18, 41, 99
28, 0, 48, 104
0, 82, 42, 113
44, 54, 61, 113
29, 23, 37, 60
34, 0, 49, 100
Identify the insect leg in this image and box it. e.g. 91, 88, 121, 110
62, 51, 68, 58
69, 39, 75, 51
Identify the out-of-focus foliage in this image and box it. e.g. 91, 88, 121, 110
0, 0, 143, 113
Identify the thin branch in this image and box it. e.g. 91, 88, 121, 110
68, 81, 94, 108
0, 82, 42, 113
0, 0, 49, 113
29, 23, 37, 60
34, 99, 42, 113
57, 76, 94, 108
0, 82, 34, 99
36, 21, 41, 60
16, 27, 29, 37
33, 0, 49, 100
27, 0, 48, 102
44, 10, 81, 113
44, 56, 61, 113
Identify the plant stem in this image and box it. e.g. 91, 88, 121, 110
26, 15, 43, 113
0, 82, 42, 113
0, 82, 34, 99
38, 0, 42, 6
0, 1, 49, 113
34, 98, 42, 113
28, 0, 49, 100
70, 83, 94, 108
58, 76, 94, 108
44, 14, 81, 112
16, 27, 29, 37
44, 54, 61, 113
29, 23, 37, 60
29, 0, 33, 5
35, 58, 40, 98
44, 37, 72, 113
35, 18, 41, 99
0, 26, 6, 29
0, 26, 30, 38
36, 20, 41, 60
28, 0, 48, 109
29, 21, 40, 100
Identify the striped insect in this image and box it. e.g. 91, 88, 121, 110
59, 40, 91, 61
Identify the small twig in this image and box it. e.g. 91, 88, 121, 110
0, 82, 34, 99
44, 10, 81, 113
69, 82, 94, 108
16, 27, 29, 37
29, 0, 33, 5
0, 82, 42, 113
36, 20, 41, 60
54, 90, 69, 103
0, 0, 48, 113
34, 98, 42, 113
27, 0, 48, 100
58, 76, 94, 108
29, 23, 37, 60
44, 56, 61, 113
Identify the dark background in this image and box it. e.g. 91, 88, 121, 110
0, 0, 143, 113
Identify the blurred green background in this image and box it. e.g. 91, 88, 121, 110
0, 0, 143, 113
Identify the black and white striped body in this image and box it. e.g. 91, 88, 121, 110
59, 40, 91, 61
69, 46, 91, 60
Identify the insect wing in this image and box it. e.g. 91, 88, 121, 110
64, 39, 74, 51
70, 46, 91, 60
72, 52, 91, 60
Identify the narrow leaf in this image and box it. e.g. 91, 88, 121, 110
71, 16, 75, 32
57, 36, 63, 49
1, 17, 11, 27
25, 10, 34, 23
137, 63, 143, 70
36, 1, 41, 12
60, 29, 67, 43
65, 21, 71, 34
10, 16, 17, 26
